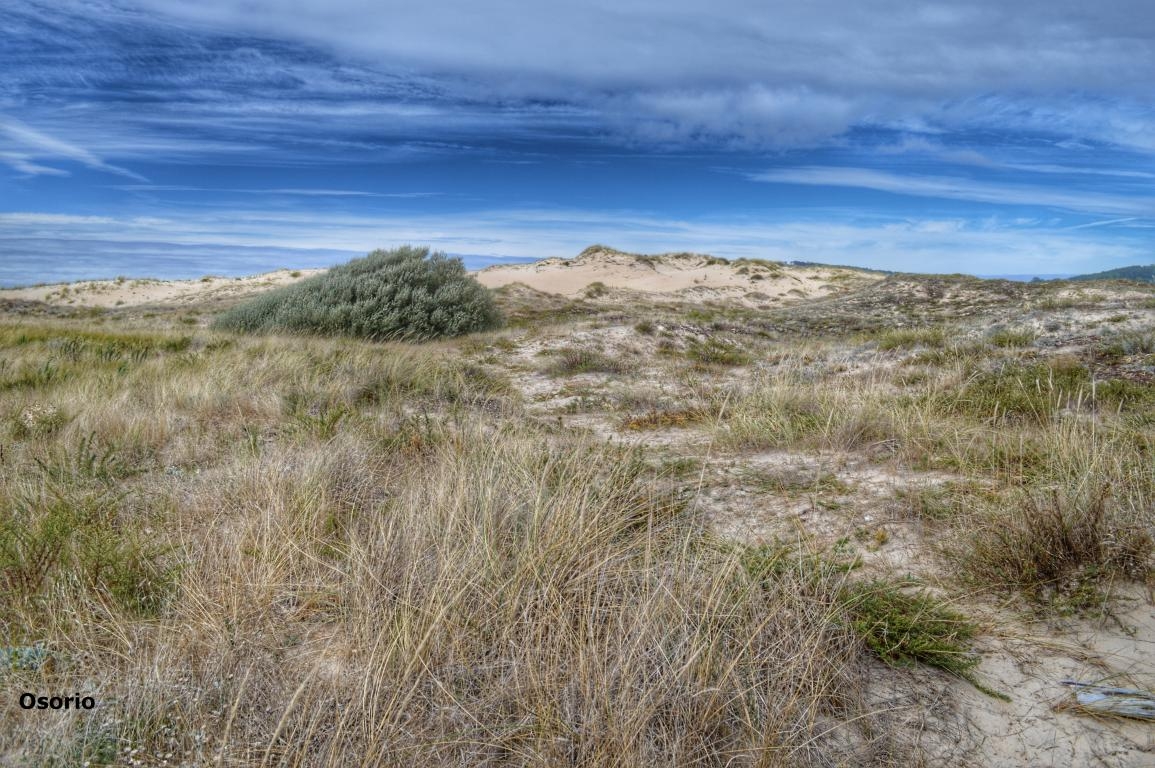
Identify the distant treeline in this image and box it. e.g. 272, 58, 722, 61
1068, 264, 1155, 284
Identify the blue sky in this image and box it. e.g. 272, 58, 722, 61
1, 0, 1153, 285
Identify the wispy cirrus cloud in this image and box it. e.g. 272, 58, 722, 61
0, 118, 148, 181
112, 185, 438, 198
872, 136, 1155, 180
752, 166, 1155, 218
0, 151, 70, 177
117, 0, 1155, 150
1062, 217, 1143, 231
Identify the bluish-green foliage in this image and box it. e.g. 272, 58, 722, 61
213, 246, 502, 341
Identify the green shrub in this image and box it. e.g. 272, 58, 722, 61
212, 246, 501, 341
841, 580, 981, 677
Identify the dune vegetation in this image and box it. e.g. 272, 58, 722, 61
2, 250, 1155, 766
212, 246, 502, 341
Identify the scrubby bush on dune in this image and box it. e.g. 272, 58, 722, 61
213, 246, 501, 341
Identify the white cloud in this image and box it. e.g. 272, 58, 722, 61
0, 152, 69, 177
0, 213, 120, 225
0, 118, 148, 181
751, 166, 1155, 217
1063, 217, 1141, 231
618, 86, 859, 146
114, 0, 1155, 149
111, 185, 436, 197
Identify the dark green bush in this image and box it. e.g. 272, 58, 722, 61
213, 246, 501, 341
841, 580, 978, 676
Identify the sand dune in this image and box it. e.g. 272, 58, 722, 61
0, 269, 324, 308
476, 246, 879, 305
0, 247, 881, 310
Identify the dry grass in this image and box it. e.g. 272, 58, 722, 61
944, 418, 1154, 604
715, 340, 1155, 608
719, 360, 903, 454
4, 269, 1155, 766
0, 320, 905, 767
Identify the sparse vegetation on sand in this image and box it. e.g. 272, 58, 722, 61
213, 245, 501, 341
3, 253, 1155, 766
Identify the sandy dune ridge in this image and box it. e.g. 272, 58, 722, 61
0, 268, 326, 309
0, 247, 881, 309
476, 246, 880, 305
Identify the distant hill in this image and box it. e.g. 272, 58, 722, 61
1068, 264, 1155, 283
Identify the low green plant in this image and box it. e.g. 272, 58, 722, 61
583, 281, 609, 299
876, 326, 947, 350
740, 544, 990, 690
546, 347, 628, 375
2, 644, 52, 671
685, 338, 751, 367
987, 328, 1036, 348
1095, 378, 1155, 415
897, 481, 992, 521
213, 246, 501, 341
33, 432, 148, 484
1095, 330, 1155, 363
0, 486, 175, 628
841, 580, 980, 677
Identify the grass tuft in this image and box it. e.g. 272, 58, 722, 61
546, 346, 629, 375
